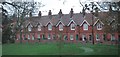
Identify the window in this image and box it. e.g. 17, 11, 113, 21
97, 23, 102, 30
64, 35, 67, 40
48, 34, 51, 39
28, 35, 30, 40
111, 34, 115, 41
28, 25, 32, 31
71, 23, 75, 30
83, 23, 88, 30
103, 34, 106, 41
70, 35, 74, 40
48, 24, 52, 30
42, 34, 45, 40
38, 34, 40, 39
32, 35, 34, 40
82, 34, 86, 41
38, 25, 41, 31
59, 24, 63, 31
96, 34, 100, 41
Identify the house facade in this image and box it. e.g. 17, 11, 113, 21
15, 9, 119, 43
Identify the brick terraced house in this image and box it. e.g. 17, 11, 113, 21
15, 8, 119, 43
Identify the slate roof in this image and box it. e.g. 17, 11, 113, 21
22, 12, 115, 27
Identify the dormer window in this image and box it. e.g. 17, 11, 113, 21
48, 24, 52, 30
59, 24, 63, 31
97, 23, 102, 30
38, 25, 41, 31
71, 23, 75, 30
28, 25, 32, 32
83, 23, 88, 30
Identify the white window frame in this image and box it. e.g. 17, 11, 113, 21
38, 25, 41, 31
59, 24, 63, 31
28, 35, 30, 40
32, 35, 34, 40
48, 24, 52, 31
83, 23, 88, 30
70, 23, 75, 30
28, 25, 32, 32
97, 23, 102, 30
38, 34, 40, 39
70, 35, 74, 40
96, 34, 100, 41
48, 34, 51, 39
111, 34, 115, 41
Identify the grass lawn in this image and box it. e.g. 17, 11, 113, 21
2, 42, 119, 55
0, 45, 2, 56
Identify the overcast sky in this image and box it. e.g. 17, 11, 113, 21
32, 0, 120, 16
2, 0, 120, 16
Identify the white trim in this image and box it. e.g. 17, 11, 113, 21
38, 25, 41, 31
70, 23, 75, 30
97, 23, 102, 30
26, 22, 33, 28
93, 19, 104, 26
56, 20, 65, 27
45, 21, 53, 26
48, 24, 52, 31
83, 23, 88, 30
67, 19, 77, 26
36, 22, 42, 27
108, 19, 115, 25
59, 24, 63, 31
80, 20, 90, 26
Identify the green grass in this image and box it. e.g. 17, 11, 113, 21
2, 42, 119, 55
0, 45, 2, 56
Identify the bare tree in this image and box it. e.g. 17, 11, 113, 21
2, 1, 44, 43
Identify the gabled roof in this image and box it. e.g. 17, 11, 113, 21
67, 19, 77, 26
21, 12, 112, 28
45, 21, 53, 26
56, 20, 65, 27
80, 20, 90, 26
36, 22, 42, 27
93, 19, 104, 26
26, 22, 33, 28
109, 19, 115, 25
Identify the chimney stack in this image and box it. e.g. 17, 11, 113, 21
58, 9, 63, 18
70, 8, 74, 18
38, 11, 42, 18
48, 10, 52, 19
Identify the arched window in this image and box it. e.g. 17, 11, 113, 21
28, 24, 32, 31
59, 24, 63, 31
38, 25, 41, 31
48, 24, 52, 30
83, 23, 88, 30
70, 23, 75, 30
97, 23, 102, 30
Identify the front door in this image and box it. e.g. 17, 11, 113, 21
76, 34, 78, 40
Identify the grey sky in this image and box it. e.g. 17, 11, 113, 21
2, 0, 120, 16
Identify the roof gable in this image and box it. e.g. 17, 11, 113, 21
67, 19, 77, 26
93, 19, 104, 26
26, 22, 33, 28
45, 21, 53, 26
56, 20, 65, 27
80, 20, 90, 26
36, 22, 42, 27
109, 19, 115, 25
